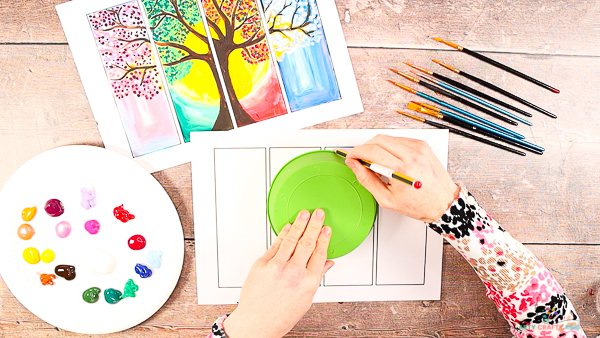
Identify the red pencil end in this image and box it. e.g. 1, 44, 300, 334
413, 181, 422, 189
551, 88, 560, 94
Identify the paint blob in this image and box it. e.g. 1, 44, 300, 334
122, 279, 138, 299
40, 274, 56, 286
17, 224, 35, 240
44, 199, 64, 217
146, 250, 162, 269
80, 188, 96, 209
87, 248, 116, 274
41, 249, 55, 263
135, 263, 152, 278
114, 204, 135, 222
84, 220, 100, 235
128, 234, 146, 250
55, 265, 76, 280
55, 221, 72, 238
23, 247, 40, 264
83, 287, 101, 303
21, 207, 36, 221
104, 288, 122, 304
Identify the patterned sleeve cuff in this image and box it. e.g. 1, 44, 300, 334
208, 314, 230, 338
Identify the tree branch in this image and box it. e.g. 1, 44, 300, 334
111, 65, 156, 81
115, 38, 150, 50
210, 0, 233, 39
235, 29, 265, 49
169, 0, 212, 44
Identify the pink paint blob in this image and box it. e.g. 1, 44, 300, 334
55, 221, 72, 238
84, 220, 100, 235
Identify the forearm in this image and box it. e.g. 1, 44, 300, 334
428, 184, 585, 338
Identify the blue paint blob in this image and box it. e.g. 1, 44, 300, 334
146, 250, 163, 269
135, 263, 153, 278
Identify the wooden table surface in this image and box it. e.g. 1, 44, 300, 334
2, 0, 600, 337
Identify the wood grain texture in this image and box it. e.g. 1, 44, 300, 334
2, 0, 600, 336
1, 245, 599, 337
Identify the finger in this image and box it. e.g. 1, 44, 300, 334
290, 209, 326, 266
261, 223, 291, 261
273, 209, 310, 263
307, 225, 332, 275
320, 260, 335, 279
345, 158, 394, 207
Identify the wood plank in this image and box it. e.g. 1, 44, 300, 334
1, 45, 600, 244
2, 0, 600, 57
1, 244, 599, 337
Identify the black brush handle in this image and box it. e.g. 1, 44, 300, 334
462, 47, 559, 94
432, 72, 533, 118
460, 70, 557, 118
417, 80, 518, 126
424, 119, 526, 156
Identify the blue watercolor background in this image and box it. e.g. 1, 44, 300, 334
169, 89, 220, 142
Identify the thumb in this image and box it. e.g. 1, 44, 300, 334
345, 158, 393, 206
320, 260, 335, 279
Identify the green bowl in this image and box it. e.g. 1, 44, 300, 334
268, 150, 378, 259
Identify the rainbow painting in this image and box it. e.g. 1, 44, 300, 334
142, 0, 234, 141
261, 0, 340, 112
201, 0, 288, 127
87, 1, 181, 157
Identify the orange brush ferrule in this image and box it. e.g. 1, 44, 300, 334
432, 37, 463, 51
410, 101, 441, 112
389, 69, 420, 83
387, 80, 418, 94
406, 102, 444, 119
431, 59, 460, 73
404, 62, 433, 75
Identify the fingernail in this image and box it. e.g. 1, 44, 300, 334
300, 210, 309, 220
315, 209, 324, 220
345, 159, 355, 169
322, 226, 331, 235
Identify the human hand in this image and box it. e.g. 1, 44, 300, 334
223, 209, 334, 338
345, 135, 459, 223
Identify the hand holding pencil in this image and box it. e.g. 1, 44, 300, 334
345, 134, 459, 223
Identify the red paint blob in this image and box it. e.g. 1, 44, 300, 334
45, 199, 64, 217
128, 235, 146, 250
114, 205, 135, 223
413, 181, 422, 189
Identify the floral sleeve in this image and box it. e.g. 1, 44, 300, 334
428, 184, 585, 338
206, 314, 229, 338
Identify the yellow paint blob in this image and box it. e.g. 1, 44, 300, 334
22, 207, 37, 221
41, 249, 55, 263
23, 247, 40, 264
17, 224, 35, 240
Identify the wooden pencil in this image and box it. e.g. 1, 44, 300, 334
432, 37, 560, 94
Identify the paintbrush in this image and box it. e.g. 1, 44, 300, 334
387, 80, 524, 139
405, 62, 533, 119
407, 102, 542, 154
411, 71, 532, 126
397, 110, 525, 156
333, 149, 422, 188
432, 59, 556, 118
389, 68, 517, 126
432, 37, 560, 94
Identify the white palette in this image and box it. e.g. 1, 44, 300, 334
191, 129, 448, 304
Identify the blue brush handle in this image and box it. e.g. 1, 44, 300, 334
417, 92, 525, 140
440, 108, 544, 152
434, 81, 532, 126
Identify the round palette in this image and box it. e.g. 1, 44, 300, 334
268, 150, 377, 259
0, 146, 184, 334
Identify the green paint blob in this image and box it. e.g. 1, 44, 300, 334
104, 288, 122, 304
123, 279, 139, 299
82, 287, 101, 304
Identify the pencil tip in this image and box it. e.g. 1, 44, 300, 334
551, 88, 560, 94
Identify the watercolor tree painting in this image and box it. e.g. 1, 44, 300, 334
261, 0, 340, 111
88, 1, 181, 156
200, 0, 288, 126
142, 0, 234, 139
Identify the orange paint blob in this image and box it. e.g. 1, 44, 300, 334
22, 207, 36, 221
17, 224, 35, 240
40, 274, 56, 286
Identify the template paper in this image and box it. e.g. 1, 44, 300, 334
191, 129, 448, 304
56, 0, 363, 172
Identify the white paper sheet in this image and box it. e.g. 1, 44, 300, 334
56, 0, 363, 173
191, 129, 448, 304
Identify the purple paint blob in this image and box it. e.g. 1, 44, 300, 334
80, 188, 96, 210
84, 220, 100, 235
45, 199, 64, 217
